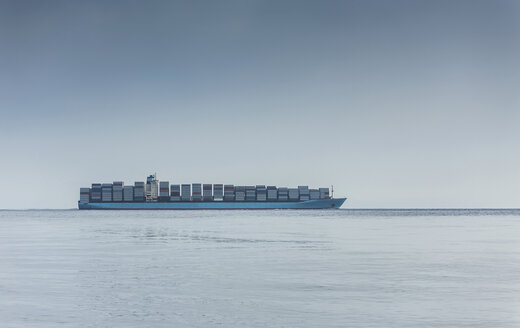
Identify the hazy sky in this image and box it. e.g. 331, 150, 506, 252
1, 0, 519, 208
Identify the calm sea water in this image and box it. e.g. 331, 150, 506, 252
1, 209, 519, 327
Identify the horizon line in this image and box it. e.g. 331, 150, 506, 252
1, 208, 520, 211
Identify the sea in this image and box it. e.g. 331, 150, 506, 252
1, 209, 519, 328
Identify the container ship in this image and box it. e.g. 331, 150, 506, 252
78, 174, 346, 210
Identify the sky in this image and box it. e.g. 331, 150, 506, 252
1, 0, 519, 209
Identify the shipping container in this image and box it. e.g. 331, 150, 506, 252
181, 184, 191, 201
101, 183, 113, 202
213, 184, 223, 201
170, 184, 181, 201
90, 183, 101, 201
159, 181, 169, 194
245, 186, 256, 201
133, 182, 145, 201
192, 183, 202, 201
288, 188, 299, 201
319, 187, 330, 199
298, 186, 309, 201
112, 191, 123, 202
123, 186, 134, 202
202, 184, 213, 201
80, 188, 90, 203
112, 182, 123, 202
267, 186, 278, 201
256, 185, 267, 201
277, 187, 289, 201
223, 184, 235, 201
235, 186, 246, 201
159, 181, 170, 201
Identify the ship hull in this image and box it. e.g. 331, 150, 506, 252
78, 198, 346, 210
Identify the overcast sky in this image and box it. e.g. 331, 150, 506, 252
1, 0, 519, 209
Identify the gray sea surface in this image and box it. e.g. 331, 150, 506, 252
1, 209, 520, 327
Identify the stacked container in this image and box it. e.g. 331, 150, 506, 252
298, 186, 310, 201
213, 184, 223, 201
235, 186, 246, 201
159, 181, 169, 202
309, 189, 320, 200
319, 188, 330, 199
112, 181, 124, 202
288, 188, 299, 201
170, 184, 181, 201
123, 186, 134, 201
83, 176, 336, 204
192, 184, 202, 201
267, 186, 277, 201
134, 182, 145, 201
256, 185, 267, 201
181, 184, 191, 201
80, 188, 90, 203
91, 183, 102, 202
224, 185, 235, 201
278, 187, 289, 201
102, 183, 113, 202
245, 186, 256, 201
203, 184, 213, 201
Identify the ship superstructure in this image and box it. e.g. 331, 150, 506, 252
145, 174, 159, 202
